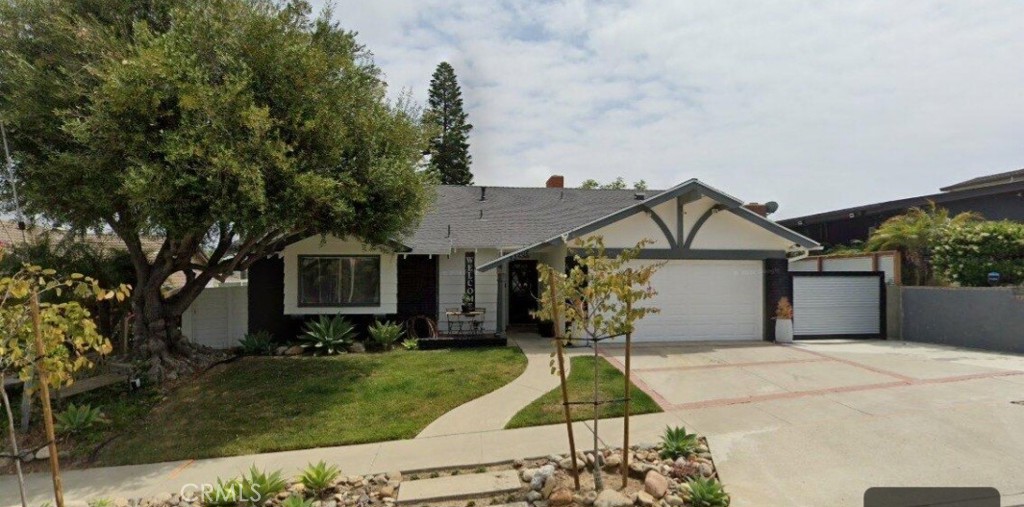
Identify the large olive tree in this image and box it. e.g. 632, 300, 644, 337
0, 0, 431, 378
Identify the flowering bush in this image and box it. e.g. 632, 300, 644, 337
932, 221, 1024, 286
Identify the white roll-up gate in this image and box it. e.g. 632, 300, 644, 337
790, 272, 884, 339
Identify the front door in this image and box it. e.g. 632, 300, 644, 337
508, 260, 539, 325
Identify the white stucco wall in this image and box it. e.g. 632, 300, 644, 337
591, 198, 677, 249
438, 249, 499, 332
281, 236, 398, 315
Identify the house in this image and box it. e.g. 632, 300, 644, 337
246, 176, 821, 343
779, 168, 1024, 247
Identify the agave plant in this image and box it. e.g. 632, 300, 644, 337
55, 403, 109, 436
299, 315, 355, 355
660, 425, 699, 459
368, 320, 404, 351
238, 330, 274, 356
299, 460, 341, 497
401, 337, 419, 351
239, 465, 287, 504
687, 476, 730, 507
203, 477, 242, 506
279, 496, 314, 507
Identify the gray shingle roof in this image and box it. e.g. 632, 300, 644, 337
405, 185, 650, 253
940, 168, 1024, 192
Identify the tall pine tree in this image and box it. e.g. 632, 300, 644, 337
425, 62, 473, 185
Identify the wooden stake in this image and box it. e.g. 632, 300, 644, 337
30, 290, 64, 507
549, 271, 580, 490
622, 302, 632, 488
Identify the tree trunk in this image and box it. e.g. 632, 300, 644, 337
1, 374, 29, 507
132, 281, 191, 381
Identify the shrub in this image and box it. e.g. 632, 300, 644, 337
240, 465, 287, 504
932, 220, 1024, 286
238, 331, 274, 356
299, 460, 341, 496
55, 403, 109, 436
368, 320, 404, 351
88, 499, 114, 507
300, 316, 355, 355
660, 425, 699, 459
401, 338, 419, 350
280, 497, 314, 507
203, 478, 241, 506
687, 476, 730, 507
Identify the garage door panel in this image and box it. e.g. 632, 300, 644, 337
631, 260, 763, 342
792, 273, 883, 338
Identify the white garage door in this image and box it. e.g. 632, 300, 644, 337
630, 260, 764, 342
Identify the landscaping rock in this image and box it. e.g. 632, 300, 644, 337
348, 342, 366, 354
575, 491, 597, 506
521, 468, 537, 482
593, 489, 631, 507
664, 494, 685, 506
284, 345, 304, 356
526, 491, 543, 501
559, 457, 583, 471
548, 488, 573, 506
635, 491, 655, 507
379, 485, 395, 498
35, 446, 50, 460
603, 453, 622, 470
274, 346, 288, 355
386, 470, 402, 482
644, 470, 668, 498
698, 462, 714, 477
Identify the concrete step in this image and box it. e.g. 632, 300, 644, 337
396, 470, 521, 504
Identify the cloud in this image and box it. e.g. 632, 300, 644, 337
311, 0, 1024, 217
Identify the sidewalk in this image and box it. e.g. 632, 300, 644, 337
416, 335, 581, 438
1, 411, 686, 506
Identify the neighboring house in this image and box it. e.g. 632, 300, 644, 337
247, 176, 821, 343
779, 168, 1024, 247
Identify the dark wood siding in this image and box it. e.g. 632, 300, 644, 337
763, 258, 791, 342
397, 255, 438, 321
247, 256, 289, 341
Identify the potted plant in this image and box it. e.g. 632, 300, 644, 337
774, 296, 794, 343
461, 292, 475, 313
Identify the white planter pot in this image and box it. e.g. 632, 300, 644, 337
775, 319, 794, 343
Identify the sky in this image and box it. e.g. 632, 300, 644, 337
311, 0, 1024, 218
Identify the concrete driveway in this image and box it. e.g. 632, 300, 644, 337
599, 340, 1024, 506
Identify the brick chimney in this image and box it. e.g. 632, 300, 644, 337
545, 175, 564, 188
743, 202, 769, 217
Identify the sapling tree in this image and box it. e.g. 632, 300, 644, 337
0, 254, 130, 507
535, 236, 661, 490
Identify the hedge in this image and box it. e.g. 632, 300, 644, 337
932, 221, 1024, 286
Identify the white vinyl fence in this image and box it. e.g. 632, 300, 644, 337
181, 282, 248, 349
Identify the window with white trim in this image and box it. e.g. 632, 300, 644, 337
298, 255, 380, 306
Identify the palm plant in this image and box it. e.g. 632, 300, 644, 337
865, 203, 981, 285
299, 315, 355, 355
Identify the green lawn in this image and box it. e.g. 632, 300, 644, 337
98, 347, 526, 465
505, 355, 661, 429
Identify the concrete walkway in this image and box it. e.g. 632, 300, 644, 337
417, 335, 578, 438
